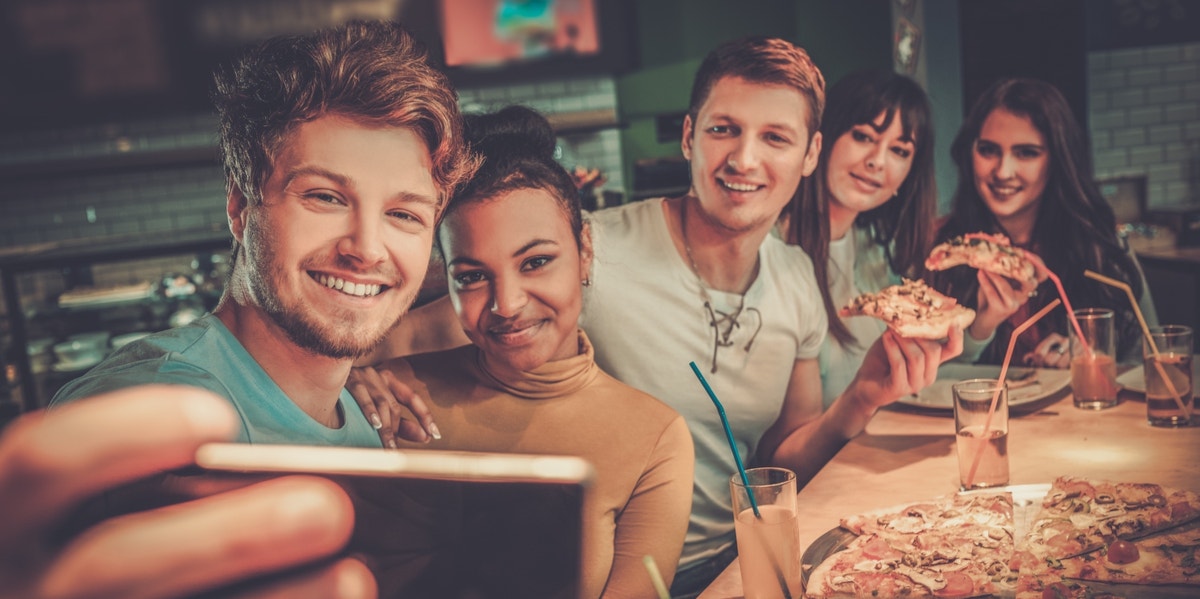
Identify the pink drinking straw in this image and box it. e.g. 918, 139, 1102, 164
1043, 268, 1093, 359
965, 299, 1062, 488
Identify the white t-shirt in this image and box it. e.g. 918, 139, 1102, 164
580, 198, 826, 571
819, 227, 894, 407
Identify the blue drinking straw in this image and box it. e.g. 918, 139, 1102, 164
690, 361, 761, 518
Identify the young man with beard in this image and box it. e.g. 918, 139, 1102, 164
50, 20, 475, 449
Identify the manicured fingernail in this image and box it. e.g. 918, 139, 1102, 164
369, 413, 382, 430
387, 439, 396, 449
429, 422, 442, 441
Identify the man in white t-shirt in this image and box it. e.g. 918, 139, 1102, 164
579, 37, 964, 597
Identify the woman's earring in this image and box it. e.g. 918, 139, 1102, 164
582, 278, 592, 287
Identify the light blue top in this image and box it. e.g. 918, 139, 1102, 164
50, 314, 382, 447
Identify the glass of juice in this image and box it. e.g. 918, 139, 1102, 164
1144, 325, 1194, 427
953, 378, 1010, 491
730, 467, 801, 599
1069, 308, 1118, 410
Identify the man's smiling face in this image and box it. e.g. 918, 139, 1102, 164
682, 75, 820, 234
231, 114, 438, 358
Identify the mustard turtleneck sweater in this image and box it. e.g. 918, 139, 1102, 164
382, 330, 694, 599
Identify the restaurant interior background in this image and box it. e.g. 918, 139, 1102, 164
1, 0, 1199, 421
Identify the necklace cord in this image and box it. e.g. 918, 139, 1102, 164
680, 197, 762, 373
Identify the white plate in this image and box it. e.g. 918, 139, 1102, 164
1116, 360, 1200, 395
897, 363, 1072, 410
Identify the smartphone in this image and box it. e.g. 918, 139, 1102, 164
193, 443, 595, 599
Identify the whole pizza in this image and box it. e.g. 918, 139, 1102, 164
805, 477, 1200, 599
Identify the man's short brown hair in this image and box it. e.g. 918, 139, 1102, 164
687, 36, 826, 139
213, 19, 477, 210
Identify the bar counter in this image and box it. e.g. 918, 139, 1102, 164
700, 376, 1200, 598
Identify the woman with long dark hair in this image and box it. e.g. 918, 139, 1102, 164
929, 78, 1155, 366
780, 68, 940, 406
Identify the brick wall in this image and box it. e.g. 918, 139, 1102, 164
1088, 42, 1200, 209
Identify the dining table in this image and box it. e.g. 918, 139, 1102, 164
699, 364, 1200, 599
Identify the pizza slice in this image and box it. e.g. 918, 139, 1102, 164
1055, 520, 1200, 586
1016, 476, 1200, 566
839, 278, 975, 340
1011, 476, 1200, 599
926, 232, 1037, 284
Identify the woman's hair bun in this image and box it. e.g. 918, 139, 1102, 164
464, 105, 557, 160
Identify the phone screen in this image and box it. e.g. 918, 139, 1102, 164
197, 443, 592, 599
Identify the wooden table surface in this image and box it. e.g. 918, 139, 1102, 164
699, 376, 1200, 599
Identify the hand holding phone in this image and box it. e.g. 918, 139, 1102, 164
0, 385, 376, 599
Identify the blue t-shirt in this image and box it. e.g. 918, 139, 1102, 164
50, 314, 382, 447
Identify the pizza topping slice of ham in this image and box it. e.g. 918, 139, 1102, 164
839, 278, 975, 340
926, 232, 1037, 284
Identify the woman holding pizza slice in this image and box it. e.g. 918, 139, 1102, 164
779, 69, 957, 407
927, 78, 1156, 367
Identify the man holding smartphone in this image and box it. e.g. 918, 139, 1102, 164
50, 20, 474, 449
9, 19, 475, 599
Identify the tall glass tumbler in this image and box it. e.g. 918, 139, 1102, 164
1070, 308, 1118, 410
953, 379, 1010, 491
1144, 325, 1194, 427
730, 467, 802, 599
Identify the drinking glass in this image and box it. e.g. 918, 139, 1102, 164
1144, 325, 1194, 427
730, 467, 802, 599
1070, 308, 1118, 409
953, 378, 1009, 491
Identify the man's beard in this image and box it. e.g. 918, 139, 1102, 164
244, 227, 413, 359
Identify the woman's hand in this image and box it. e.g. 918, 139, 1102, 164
968, 270, 1041, 341
851, 326, 965, 410
346, 366, 440, 448
1022, 333, 1071, 369
0, 386, 376, 599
